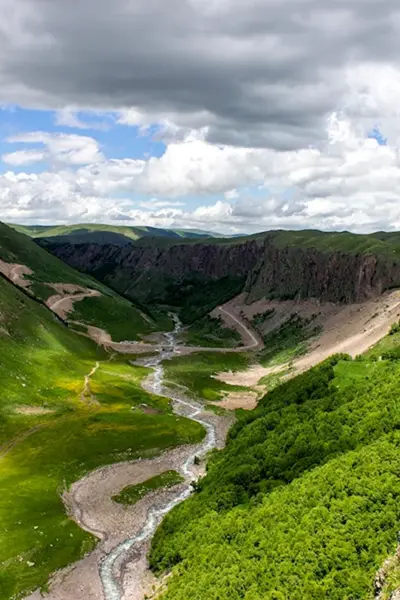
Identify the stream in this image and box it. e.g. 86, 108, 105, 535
99, 316, 219, 600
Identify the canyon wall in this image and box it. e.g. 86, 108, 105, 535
38, 237, 400, 309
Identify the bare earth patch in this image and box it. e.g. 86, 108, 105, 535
0, 259, 33, 288
211, 390, 259, 410
216, 290, 400, 387
15, 406, 55, 415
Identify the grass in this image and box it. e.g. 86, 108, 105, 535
258, 369, 291, 390
363, 327, 400, 360
71, 294, 156, 342
8, 223, 214, 243
164, 352, 251, 402
182, 316, 242, 348
0, 276, 204, 600
270, 229, 400, 258
112, 470, 184, 505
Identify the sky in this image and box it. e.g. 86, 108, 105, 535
1, 1, 400, 234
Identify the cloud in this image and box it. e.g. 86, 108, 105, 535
55, 107, 111, 130
2, 149, 46, 166
2, 2, 400, 231
4, 132, 104, 165
2, 114, 400, 233
1, 0, 400, 149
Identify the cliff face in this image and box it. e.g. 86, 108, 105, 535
245, 244, 400, 303
40, 240, 263, 305
39, 238, 400, 308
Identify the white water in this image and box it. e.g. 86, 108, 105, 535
99, 316, 218, 600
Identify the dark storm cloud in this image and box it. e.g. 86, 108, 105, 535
1, 0, 400, 148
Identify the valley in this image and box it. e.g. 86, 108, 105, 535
3, 222, 400, 599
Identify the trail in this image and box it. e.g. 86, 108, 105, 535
0, 259, 33, 289
0, 425, 43, 460
215, 305, 261, 349
81, 361, 100, 405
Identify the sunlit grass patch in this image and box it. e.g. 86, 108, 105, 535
113, 470, 184, 505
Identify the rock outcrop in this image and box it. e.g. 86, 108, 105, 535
38, 236, 400, 309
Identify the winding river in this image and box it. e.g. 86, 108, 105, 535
99, 316, 219, 600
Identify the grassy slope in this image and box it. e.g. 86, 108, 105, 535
255, 313, 322, 367
16, 223, 400, 257
0, 222, 157, 340
150, 333, 400, 600
7, 223, 217, 242
0, 277, 204, 600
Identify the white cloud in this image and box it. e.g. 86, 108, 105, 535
5, 132, 104, 166
55, 107, 111, 131
2, 149, 46, 166
3, 104, 400, 234
55, 108, 93, 130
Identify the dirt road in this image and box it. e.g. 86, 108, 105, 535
0, 259, 33, 288
46, 286, 101, 320
217, 290, 400, 387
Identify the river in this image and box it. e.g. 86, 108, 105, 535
99, 316, 220, 600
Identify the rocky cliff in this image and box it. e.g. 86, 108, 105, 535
38, 235, 400, 317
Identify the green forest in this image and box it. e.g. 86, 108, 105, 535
150, 331, 400, 599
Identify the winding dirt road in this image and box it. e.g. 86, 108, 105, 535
46, 286, 101, 320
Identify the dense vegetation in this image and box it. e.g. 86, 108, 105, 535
161, 276, 245, 323
151, 335, 400, 599
183, 315, 242, 348
113, 471, 184, 505
0, 276, 204, 600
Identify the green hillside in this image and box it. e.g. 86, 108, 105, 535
150, 332, 400, 600
7, 222, 220, 244
128, 228, 400, 258
0, 274, 204, 599
0, 222, 158, 341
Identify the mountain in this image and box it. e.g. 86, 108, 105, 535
7, 222, 225, 246
39, 228, 400, 323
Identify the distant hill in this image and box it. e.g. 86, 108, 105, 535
7, 223, 226, 245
